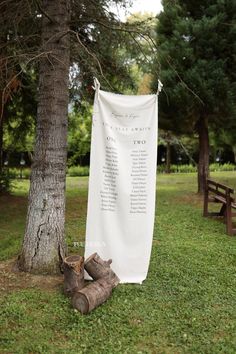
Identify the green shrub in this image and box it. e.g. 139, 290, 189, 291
5, 163, 235, 180
67, 165, 89, 177
22, 168, 31, 179
0, 170, 13, 194
8, 168, 18, 179
157, 165, 166, 173
157, 163, 235, 174
175, 164, 197, 173
210, 163, 236, 172
157, 164, 197, 173
8, 168, 31, 179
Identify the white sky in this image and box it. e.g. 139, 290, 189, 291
113, 0, 163, 20
129, 0, 163, 15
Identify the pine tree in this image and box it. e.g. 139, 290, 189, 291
1, 0, 134, 274
153, 0, 236, 193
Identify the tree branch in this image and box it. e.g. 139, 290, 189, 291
35, 0, 58, 24
70, 30, 115, 91
0, 51, 52, 124
166, 56, 205, 106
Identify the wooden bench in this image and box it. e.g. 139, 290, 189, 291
203, 179, 236, 236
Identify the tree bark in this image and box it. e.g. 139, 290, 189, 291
63, 255, 84, 296
0, 90, 5, 175
0, 112, 3, 174
85, 253, 120, 287
233, 146, 236, 164
197, 116, 209, 194
72, 277, 114, 314
18, 0, 71, 274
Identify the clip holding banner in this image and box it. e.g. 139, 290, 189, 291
92, 77, 101, 91
157, 80, 163, 95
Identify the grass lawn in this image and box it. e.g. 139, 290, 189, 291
0, 172, 236, 353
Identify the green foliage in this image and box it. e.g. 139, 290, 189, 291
158, 164, 197, 173
153, 0, 236, 133
68, 1, 139, 98
158, 163, 236, 174
1, 173, 236, 353
3, 70, 37, 153
5, 164, 236, 180
210, 163, 236, 172
124, 13, 158, 94
212, 129, 236, 162
68, 103, 92, 166
1, 0, 141, 170
0, 170, 13, 194
7, 168, 31, 179
67, 166, 89, 177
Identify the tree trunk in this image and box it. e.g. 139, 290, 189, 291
165, 141, 171, 174
0, 113, 3, 174
18, 0, 71, 274
63, 255, 85, 296
0, 90, 5, 175
197, 116, 209, 194
233, 146, 236, 164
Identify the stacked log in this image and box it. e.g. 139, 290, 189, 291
84, 252, 120, 287
64, 252, 120, 314
63, 255, 84, 296
72, 277, 114, 314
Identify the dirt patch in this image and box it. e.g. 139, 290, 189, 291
0, 259, 63, 294
0, 195, 28, 219
0, 194, 27, 206
152, 239, 159, 245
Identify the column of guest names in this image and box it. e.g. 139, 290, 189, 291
100, 145, 118, 212
130, 149, 148, 214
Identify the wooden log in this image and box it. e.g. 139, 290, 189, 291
63, 255, 84, 296
85, 252, 120, 287
72, 277, 114, 314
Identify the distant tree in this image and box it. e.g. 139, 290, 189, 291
153, 0, 236, 193
0, 69, 21, 173
212, 129, 236, 164
158, 130, 174, 173
67, 102, 92, 166
0, 62, 23, 192
123, 12, 158, 94
3, 71, 37, 158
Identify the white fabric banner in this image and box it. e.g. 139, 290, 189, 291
85, 84, 158, 283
